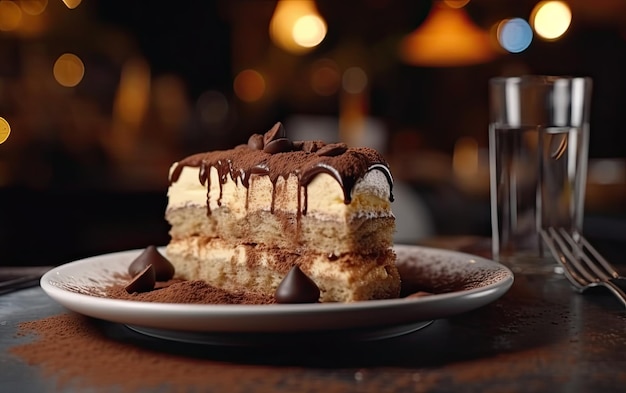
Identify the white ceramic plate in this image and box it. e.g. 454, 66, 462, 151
40, 245, 513, 344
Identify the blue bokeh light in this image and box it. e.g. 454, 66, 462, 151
498, 18, 533, 53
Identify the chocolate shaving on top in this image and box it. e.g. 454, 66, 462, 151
169, 122, 394, 215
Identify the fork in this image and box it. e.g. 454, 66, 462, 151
540, 227, 626, 308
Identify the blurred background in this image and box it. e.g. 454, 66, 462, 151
1, 0, 625, 266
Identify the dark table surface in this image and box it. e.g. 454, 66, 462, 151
2, 238, 626, 393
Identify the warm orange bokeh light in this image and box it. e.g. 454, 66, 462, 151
234, 69, 266, 102
0, 1, 23, 31
20, 0, 47, 15
0, 117, 11, 144
114, 58, 151, 127
53, 53, 85, 87
310, 59, 340, 96
269, 0, 327, 54
61, 0, 82, 9
453, 136, 479, 177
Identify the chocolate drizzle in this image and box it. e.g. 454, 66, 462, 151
169, 122, 394, 216
198, 161, 211, 214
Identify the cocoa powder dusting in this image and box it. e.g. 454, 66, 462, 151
9, 312, 451, 393
9, 313, 295, 393
105, 279, 276, 305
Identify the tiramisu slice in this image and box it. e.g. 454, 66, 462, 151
165, 122, 399, 302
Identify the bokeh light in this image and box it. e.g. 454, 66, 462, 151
400, 3, 496, 67
342, 67, 368, 95
197, 90, 230, 127
453, 136, 479, 177
0, 1, 23, 31
531, 1, 572, 40
61, 0, 81, 9
589, 159, 624, 185
0, 117, 11, 144
443, 0, 470, 8
114, 58, 150, 128
292, 14, 326, 48
53, 53, 85, 87
269, 0, 326, 54
152, 75, 189, 129
233, 69, 266, 103
19, 0, 47, 15
310, 59, 340, 96
497, 18, 533, 53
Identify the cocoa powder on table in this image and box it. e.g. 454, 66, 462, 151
9, 281, 273, 392
11, 310, 446, 393
10, 313, 291, 393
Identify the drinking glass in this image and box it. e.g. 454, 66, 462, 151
489, 75, 592, 274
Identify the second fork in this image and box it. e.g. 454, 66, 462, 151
540, 227, 626, 308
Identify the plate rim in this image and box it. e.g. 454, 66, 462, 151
40, 244, 514, 333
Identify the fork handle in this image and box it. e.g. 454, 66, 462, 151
604, 277, 626, 309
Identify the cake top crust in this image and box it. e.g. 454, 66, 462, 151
169, 122, 394, 205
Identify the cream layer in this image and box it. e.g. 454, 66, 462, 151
167, 164, 394, 222
166, 237, 400, 302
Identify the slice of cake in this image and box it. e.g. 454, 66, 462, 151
165, 122, 399, 302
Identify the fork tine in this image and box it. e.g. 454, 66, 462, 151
550, 227, 601, 283
540, 228, 588, 289
542, 227, 626, 308
576, 233, 620, 278
556, 228, 611, 281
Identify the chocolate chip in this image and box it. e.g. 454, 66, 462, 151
129, 245, 175, 281
275, 266, 320, 304
263, 122, 285, 145
125, 264, 156, 293
316, 142, 347, 157
247, 133, 264, 150
263, 138, 293, 154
